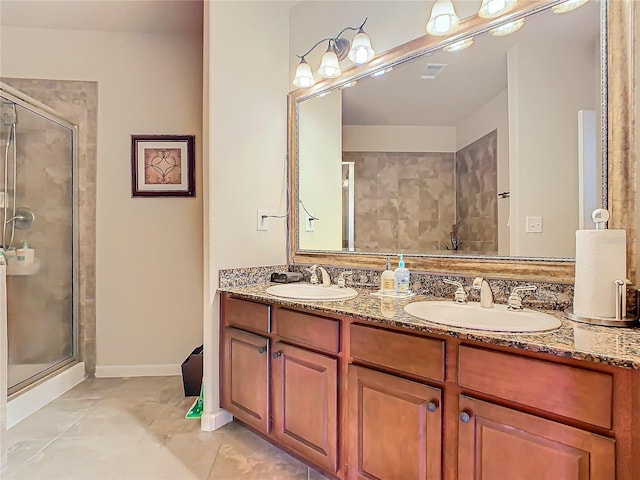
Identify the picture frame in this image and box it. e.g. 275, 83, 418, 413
131, 134, 195, 197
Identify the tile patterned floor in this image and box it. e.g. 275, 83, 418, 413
1, 377, 330, 479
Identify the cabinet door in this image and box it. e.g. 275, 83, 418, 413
348, 365, 442, 480
271, 342, 338, 474
221, 327, 270, 434
458, 396, 615, 480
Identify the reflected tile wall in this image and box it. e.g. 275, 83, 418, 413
2, 78, 98, 376
455, 131, 498, 254
343, 151, 456, 253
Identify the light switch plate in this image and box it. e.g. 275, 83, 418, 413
257, 210, 268, 231
305, 215, 314, 232
526, 216, 543, 233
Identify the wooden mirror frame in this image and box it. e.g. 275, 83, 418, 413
287, 0, 635, 284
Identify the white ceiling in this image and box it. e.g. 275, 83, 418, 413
342, 1, 600, 126
0, 0, 203, 34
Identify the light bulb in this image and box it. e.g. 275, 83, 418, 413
443, 37, 474, 53
490, 18, 525, 36
293, 58, 315, 88
348, 30, 375, 64
426, 0, 460, 36
478, 0, 518, 18
318, 46, 342, 79
552, 0, 589, 14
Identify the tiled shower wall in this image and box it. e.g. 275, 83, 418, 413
2, 78, 97, 376
455, 130, 498, 255
343, 151, 456, 253
344, 131, 498, 255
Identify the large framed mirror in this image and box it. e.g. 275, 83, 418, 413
288, 0, 635, 283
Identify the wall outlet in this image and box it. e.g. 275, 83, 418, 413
257, 210, 268, 231
305, 215, 314, 232
0, 192, 5, 208
526, 216, 543, 233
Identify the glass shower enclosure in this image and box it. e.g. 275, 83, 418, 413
0, 83, 78, 396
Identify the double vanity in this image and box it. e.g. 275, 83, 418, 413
219, 280, 640, 480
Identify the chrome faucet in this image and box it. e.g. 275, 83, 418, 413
443, 279, 468, 304
507, 285, 537, 310
337, 271, 353, 288
309, 265, 331, 286
472, 277, 494, 308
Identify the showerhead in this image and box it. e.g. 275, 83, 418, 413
2, 103, 17, 125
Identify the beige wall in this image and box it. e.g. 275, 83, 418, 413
204, 1, 290, 427
1, 26, 204, 372
299, 92, 343, 251
508, 38, 596, 258
343, 125, 457, 153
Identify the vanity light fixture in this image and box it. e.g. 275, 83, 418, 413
551, 0, 589, 14
478, 0, 518, 18
489, 17, 525, 36
371, 66, 394, 78
292, 18, 375, 88
443, 37, 474, 52
426, 0, 460, 36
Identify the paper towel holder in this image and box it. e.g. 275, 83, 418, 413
565, 280, 639, 327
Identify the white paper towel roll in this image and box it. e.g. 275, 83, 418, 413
573, 229, 626, 318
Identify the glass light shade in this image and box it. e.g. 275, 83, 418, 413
478, 0, 518, 18
490, 18, 525, 36
443, 37, 474, 53
348, 30, 375, 64
293, 59, 316, 88
552, 0, 589, 14
426, 0, 460, 36
318, 48, 342, 78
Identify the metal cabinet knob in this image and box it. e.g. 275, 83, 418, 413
272, 351, 282, 358
459, 411, 471, 423
257, 347, 266, 354
426, 401, 438, 412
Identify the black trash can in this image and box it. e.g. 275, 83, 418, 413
181, 345, 203, 397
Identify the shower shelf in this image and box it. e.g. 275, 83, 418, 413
7, 258, 40, 276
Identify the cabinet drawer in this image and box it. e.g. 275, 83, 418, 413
224, 297, 270, 334
458, 346, 613, 429
274, 309, 340, 354
350, 324, 445, 382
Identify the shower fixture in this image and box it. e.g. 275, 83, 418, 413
7, 206, 35, 230
2, 101, 34, 249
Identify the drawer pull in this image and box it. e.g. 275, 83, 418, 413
459, 411, 471, 423
272, 351, 282, 358
427, 401, 438, 413
257, 346, 266, 354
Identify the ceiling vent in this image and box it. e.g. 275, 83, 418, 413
420, 63, 447, 80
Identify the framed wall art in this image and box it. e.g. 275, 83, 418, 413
131, 134, 195, 197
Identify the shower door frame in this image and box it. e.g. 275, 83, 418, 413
1, 83, 80, 397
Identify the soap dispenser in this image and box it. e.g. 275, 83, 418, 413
381, 257, 396, 295
17, 240, 34, 266
394, 254, 410, 294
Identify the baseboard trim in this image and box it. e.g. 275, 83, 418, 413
95, 364, 181, 378
201, 409, 233, 431
7, 362, 86, 429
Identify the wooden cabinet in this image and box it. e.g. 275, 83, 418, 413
272, 342, 338, 473
221, 327, 270, 434
347, 365, 442, 480
457, 396, 615, 480
220, 296, 341, 477
220, 294, 639, 480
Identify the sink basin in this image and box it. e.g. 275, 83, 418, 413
403, 301, 561, 333
266, 283, 358, 301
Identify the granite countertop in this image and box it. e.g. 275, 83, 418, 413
219, 283, 640, 370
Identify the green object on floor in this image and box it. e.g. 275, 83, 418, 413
185, 382, 203, 419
